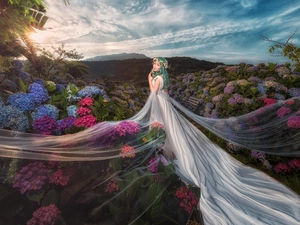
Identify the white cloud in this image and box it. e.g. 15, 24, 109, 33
33, 0, 300, 64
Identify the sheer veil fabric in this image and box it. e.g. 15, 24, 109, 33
150, 76, 300, 225
0, 75, 300, 224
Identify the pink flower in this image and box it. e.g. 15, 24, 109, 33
264, 98, 277, 105
74, 115, 97, 128
288, 159, 300, 170
274, 162, 291, 173
276, 107, 292, 118
175, 186, 199, 214
77, 107, 92, 116
49, 169, 73, 186
120, 145, 136, 158
13, 161, 48, 194
26, 204, 61, 225
286, 99, 295, 105
105, 178, 119, 193
114, 120, 140, 136
78, 97, 94, 107
148, 157, 159, 173
150, 122, 164, 130
287, 115, 300, 128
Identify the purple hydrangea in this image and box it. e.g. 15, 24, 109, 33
58, 116, 76, 132
224, 85, 234, 94
32, 104, 59, 121
250, 150, 266, 162
32, 116, 58, 135
228, 94, 244, 105
248, 76, 261, 83
7, 93, 35, 112
13, 161, 49, 194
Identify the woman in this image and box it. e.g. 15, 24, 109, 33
146, 57, 300, 224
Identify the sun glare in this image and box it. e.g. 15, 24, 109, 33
29, 30, 44, 43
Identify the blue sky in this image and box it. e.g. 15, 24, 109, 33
33, 0, 300, 64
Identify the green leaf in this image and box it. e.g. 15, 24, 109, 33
19, 79, 27, 93
0, 186, 9, 202
26, 189, 45, 204
109, 158, 122, 171
41, 189, 59, 206
2, 203, 24, 219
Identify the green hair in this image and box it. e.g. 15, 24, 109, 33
151, 57, 170, 89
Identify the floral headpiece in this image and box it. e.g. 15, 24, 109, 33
152, 57, 170, 89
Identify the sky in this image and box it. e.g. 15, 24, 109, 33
31, 0, 300, 65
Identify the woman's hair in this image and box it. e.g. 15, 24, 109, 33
151, 57, 170, 89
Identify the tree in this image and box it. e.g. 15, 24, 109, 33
262, 30, 300, 71
0, 0, 69, 75
24, 44, 87, 79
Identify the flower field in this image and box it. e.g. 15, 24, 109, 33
0, 61, 300, 224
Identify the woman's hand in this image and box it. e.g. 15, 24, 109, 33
148, 72, 153, 80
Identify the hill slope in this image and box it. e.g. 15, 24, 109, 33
82, 57, 224, 83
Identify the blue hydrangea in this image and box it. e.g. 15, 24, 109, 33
32, 104, 59, 121
0, 97, 4, 107
33, 78, 45, 86
76, 86, 101, 98
0, 106, 8, 128
7, 93, 35, 112
2, 106, 29, 132
257, 83, 267, 94
67, 105, 78, 117
28, 82, 49, 105
274, 93, 286, 100
288, 88, 300, 97
56, 84, 65, 93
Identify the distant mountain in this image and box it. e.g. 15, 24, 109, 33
85, 53, 149, 61
82, 57, 225, 84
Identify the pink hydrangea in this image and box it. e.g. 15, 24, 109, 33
148, 157, 159, 173
13, 161, 48, 194
49, 169, 73, 186
105, 178, 119, 193
274, 162, 291, 173
26, 204, 61, 225
287, 115, 300, 128
150, 122, 164, 130
276, 107, 292, 118
288, 159, 300, 170
264, 98, 277, 105
175, 186, 199, 214
114, 120, 140, 136
77, 107, 92, 116
120, 144, 136, 158
74, 115, 97, 128
78, 97, 94, 107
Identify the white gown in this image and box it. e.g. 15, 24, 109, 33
148, 76, 300, 225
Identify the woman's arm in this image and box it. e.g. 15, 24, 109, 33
148, 72, 161, 94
